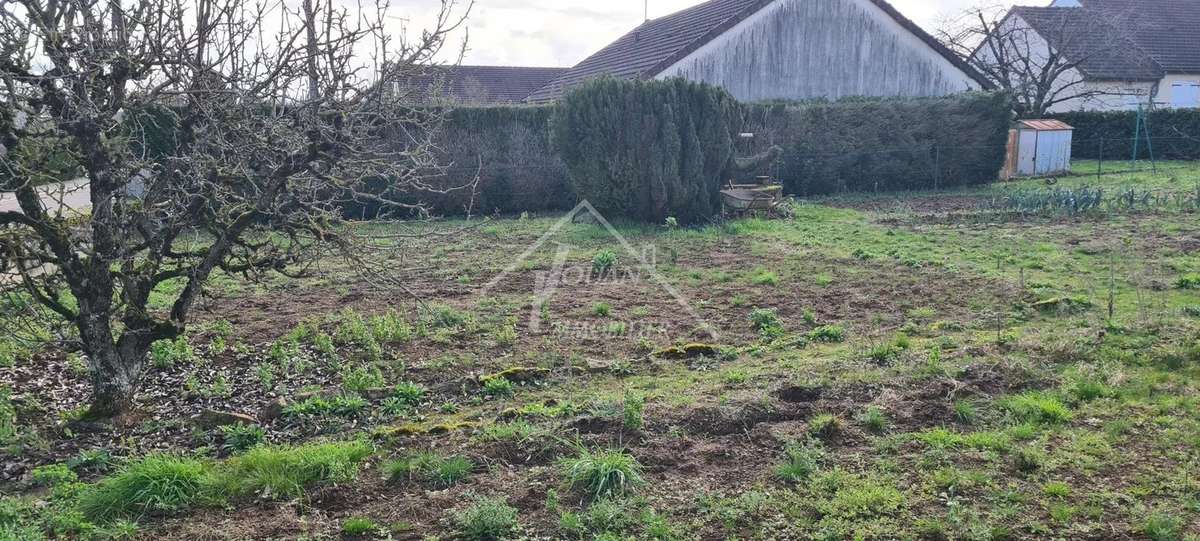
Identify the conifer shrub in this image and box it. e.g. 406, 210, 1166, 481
552, 77, 739, 224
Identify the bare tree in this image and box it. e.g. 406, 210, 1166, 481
0, 0, 473, 417
939, 4, 1150, 117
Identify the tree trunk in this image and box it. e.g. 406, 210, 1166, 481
78, 317, 148, 419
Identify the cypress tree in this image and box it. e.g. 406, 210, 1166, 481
552, 77, 738, 224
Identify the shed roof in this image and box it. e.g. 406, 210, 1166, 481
525, 0, 990, 102
1018, 119, 1075, 131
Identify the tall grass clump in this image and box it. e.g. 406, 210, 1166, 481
210, 441, 373, 500
78, 455, 212, 522
560, 448, 644, 500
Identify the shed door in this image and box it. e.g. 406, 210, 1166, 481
1017, 129, 1038, 175
1036, 131, 1069, 175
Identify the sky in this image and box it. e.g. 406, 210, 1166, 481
393, 0, 1026, 68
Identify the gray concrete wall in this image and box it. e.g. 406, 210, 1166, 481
656, 0, 979, 102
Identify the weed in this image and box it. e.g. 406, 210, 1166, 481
218, 423, 265, 454
859, 406, 888, 433
253, 363, 275, 391
31, 464, 78, 487
392, 381, 426, 406
1042, 481, 1071, 499
808, 325, 846, 343
151, 337, 193, 369
341, 517, 378, 536
1184, 306, 1200, 318
953, 400, 978, 425
457, 496, 519, 541
483, 377, 515, 398
622, 392, 645, 432
592, 303, 612, 317
809, 414, 841, 439
341, 365, 386, 393
383, 452, 474, 487
479, 421, 542, 443
606, 322, 627, 336
592, 250, 618, 275
775, 441, 823, 483
722, 369, 748, 385
78, 455, 211, 522
212, 441, 373, 500
1143, 512, 1182, 541
1002, 392, 1072, 425
1174, 274, 1200, 290
561, 448, 644, 500
749, 308, 781, 331
751, 268, 780, 286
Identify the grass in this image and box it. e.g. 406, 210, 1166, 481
775, 441, 823, 483
341, 516, 378, 536
78, 455, 212, 522
383, 452, 474, 487
561, 448, 644, 500
7, 161, 1200, 538
1001, 392, 1073, 425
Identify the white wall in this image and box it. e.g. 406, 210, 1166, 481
654, 0, 980, 102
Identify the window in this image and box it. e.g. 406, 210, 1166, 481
1171, 82, 1200, 109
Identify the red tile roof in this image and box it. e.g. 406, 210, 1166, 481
526, 0, 990, 102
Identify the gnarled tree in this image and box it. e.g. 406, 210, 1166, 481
938, 4, 1152, 117
0, 0, 472, 417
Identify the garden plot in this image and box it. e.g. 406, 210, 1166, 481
1, 166, 1199, 540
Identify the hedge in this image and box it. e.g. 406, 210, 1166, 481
1048, 109, 1200, 160
342, 105, 572, 218
743, 92, 1012, 196
552, 77, 738, 224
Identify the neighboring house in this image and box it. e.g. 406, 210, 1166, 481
525, 0, 989, 103
388, 65, 567, 105
988, 0, 1200, 112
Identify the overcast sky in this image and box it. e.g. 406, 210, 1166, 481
394, 0, 1027, 67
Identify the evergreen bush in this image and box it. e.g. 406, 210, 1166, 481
743, 92, 1011, 196
552, 77, 738, 224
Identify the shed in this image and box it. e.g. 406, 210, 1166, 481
1003, 120, 1075, 178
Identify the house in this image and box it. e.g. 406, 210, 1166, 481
388, 65, 567, 105
988, 0, 1200, 112
524, 0, 990, 103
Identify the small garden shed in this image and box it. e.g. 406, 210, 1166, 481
1003, 119, 1074, 178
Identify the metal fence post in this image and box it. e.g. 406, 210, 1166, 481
1097, 137, 1104, 180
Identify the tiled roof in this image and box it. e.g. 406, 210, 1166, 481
1081, 0, 1200, 74
1011, 6, 1164, 81
395, 65, 568, 104
526, 0, 990, 102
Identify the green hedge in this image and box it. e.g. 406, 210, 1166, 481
1048, 110, 1200, 160
342, 105, 572, 218
552, 77, 738, 224
744, 92, 1012, 196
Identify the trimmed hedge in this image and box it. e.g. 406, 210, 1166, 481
1048, 110, 1200, 160
552, 77, 738, 224
343, 105, 571, 218
744, 92, 1012, 196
